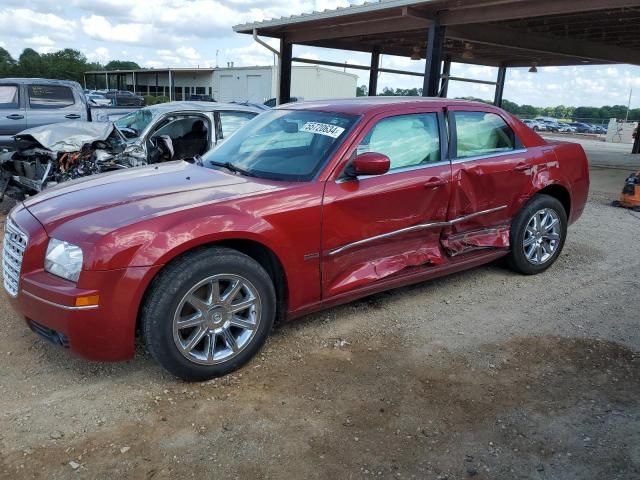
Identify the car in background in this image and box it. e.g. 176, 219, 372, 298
1, 101, 263, 200
0, 78, 90, 147
535, 118, 561, 132
189, 94, 214, 102
86, 93, 112, 106
569, 122, 596, 134
522, 119, 546, 131
557, 122, 576, 133
104, 90, 145, 107
263, 96, 303, 108
4, 97, 590, 381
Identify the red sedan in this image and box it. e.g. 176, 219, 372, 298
3, 98, 589, 381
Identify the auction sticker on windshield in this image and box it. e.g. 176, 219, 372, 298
300, 122, 345, 138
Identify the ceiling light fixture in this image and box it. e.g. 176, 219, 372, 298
529, 62, 538, 73
461, 42, 474, 60
410, 46, 422, 61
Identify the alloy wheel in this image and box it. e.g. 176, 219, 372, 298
172, 274, 261, 365
522, 208, 561, 265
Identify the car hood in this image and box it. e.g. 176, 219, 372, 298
23, 161, 282, 239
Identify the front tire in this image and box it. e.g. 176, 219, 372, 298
142, 247, 276, 381
507, 194, 567, 275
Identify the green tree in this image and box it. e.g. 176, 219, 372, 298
573, 106, 601, 120
104, 60, 141, 71
0, 47, 16, 77
18, 48, 44, 77
356, 84, 368, 96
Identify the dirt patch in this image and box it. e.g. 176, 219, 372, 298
1, 337, 638, 480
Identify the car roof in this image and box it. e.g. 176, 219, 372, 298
145, 101, 264, 114
277, 96, 501, 115
0, 78, 82, 88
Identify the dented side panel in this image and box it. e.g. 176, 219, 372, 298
321, 163, 451, 299
441, 225, 510, 256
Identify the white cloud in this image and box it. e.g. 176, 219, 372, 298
176, 46, 201, 62
0, 8, 76, 41
24, 35, 55, 46
80, 15, 157, 45
85, 46, 110, 63
223, 42, 278, 67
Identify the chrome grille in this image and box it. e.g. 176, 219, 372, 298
3, 218, 28, 297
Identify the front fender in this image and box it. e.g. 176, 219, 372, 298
87, 206, 292, 271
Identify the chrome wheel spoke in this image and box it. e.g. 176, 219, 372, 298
183, 326, 207, 352
186, 293, 210, 314
221, 328, 239, 352
523, 235, 536, 247
544, 232, 560, 241
176, 311, 205, 329
228, 315, 256, 330
206, 332, 216, 363
223, 280, 243, 304
544, 218, 559, 231
229, 298, 256, 314
211, 280, 222, 304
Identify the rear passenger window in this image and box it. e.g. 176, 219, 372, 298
28, 85, 75, 109
0, 85, 19, 109
454, 111, 515, 158
357, 113, 440, 171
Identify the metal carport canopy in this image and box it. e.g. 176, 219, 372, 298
233, 0, 640, 108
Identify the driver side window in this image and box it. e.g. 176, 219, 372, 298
356, 113, 440, 171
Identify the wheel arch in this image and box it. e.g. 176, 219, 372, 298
535, 183, 571, 218
136, 238, 289, 336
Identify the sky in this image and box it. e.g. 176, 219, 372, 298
1, 0, 639, 108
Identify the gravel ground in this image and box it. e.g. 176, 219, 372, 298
0, 167, 639, 480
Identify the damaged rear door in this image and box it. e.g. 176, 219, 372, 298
443, 107, 532, 255
321, 109, 451, 298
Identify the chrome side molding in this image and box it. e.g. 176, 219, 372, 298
326, 205, 507, 257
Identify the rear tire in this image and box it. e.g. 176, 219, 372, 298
507, 194, 567, 275
142, 247, 276, 381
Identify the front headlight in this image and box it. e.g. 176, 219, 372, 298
45, 239, 83, 282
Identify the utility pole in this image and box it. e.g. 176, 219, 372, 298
625, 87, 632, 123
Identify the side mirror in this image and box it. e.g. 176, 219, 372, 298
348, 152, 390, 177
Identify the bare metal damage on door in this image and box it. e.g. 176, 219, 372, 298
441, 226, 510, 256
325, 240, 445, 296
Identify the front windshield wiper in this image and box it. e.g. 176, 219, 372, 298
207, 159, 253, 177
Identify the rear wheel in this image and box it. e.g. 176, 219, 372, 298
507, 194, 567, 275
142, 247, 276, 381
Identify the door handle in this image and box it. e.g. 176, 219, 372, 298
424, 178, 447, 188
514, 163, 531, 171
65, 114, 81, 119
6, 114, 24, 120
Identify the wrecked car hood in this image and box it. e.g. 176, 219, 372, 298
14, 121, 123, 152
23, 161, 281, 240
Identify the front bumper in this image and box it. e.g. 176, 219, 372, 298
5, 205, 162, 362
8, 266, 160, 361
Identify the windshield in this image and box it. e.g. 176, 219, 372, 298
114, 108, 155, 139
202, 109, 359, 181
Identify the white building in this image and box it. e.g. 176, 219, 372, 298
84, 66, 358, 103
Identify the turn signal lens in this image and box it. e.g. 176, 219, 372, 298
75, 295, 100, 307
